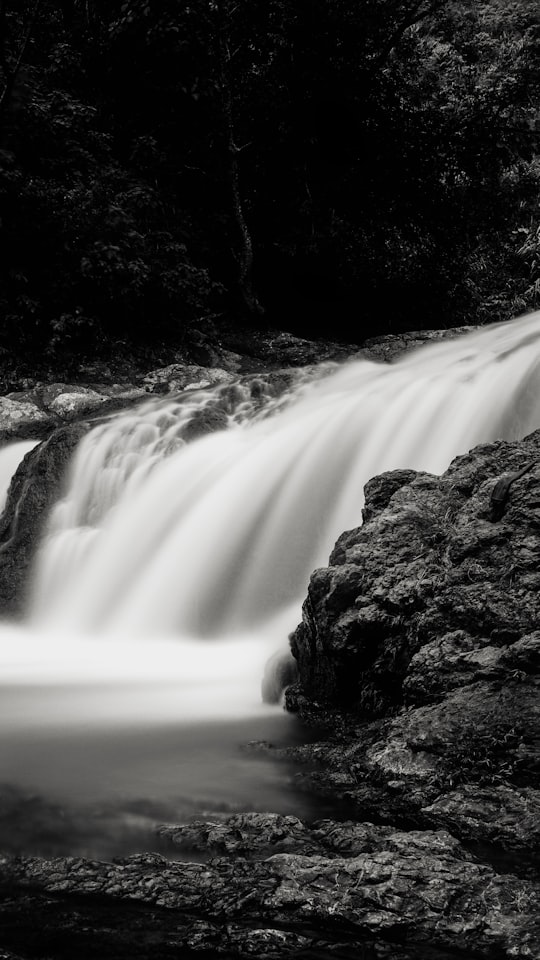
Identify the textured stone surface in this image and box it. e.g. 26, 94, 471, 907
0, 397, 53, 441
290, 429, 540, 714
283, 429, 540, 869
0, 820, 538, 959
143, 363, 236, 393
355, 326, 473, 363
0, 383, 147, 445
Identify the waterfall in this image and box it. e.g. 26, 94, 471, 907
1, 312, 540, 717
0, 313, 539, 843
27, 311, 540, 644
0, 440, 38, 512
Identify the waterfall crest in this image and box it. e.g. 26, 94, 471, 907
29, 311, 540, 640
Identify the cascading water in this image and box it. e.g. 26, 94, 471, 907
28, 311, 540, 639
0, 311, 539, 855
0, 440, 38, 512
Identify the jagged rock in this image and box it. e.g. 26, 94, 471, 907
0, 821, 538, 959
1, 826, 540, 958
422, 784, 540, 853
290, 428, 540, 713
157, 812, 318, 858
361, 469, 422, 525
285, 429, 540, 864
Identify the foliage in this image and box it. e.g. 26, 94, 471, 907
0, 0, 539, 360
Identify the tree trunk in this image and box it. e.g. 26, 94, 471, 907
216, 2, 263, 318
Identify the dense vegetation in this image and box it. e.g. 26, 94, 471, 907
0, 0, 539, 362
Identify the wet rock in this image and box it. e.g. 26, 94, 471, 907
157, 812, 318, 858
286, 428, 540, 865
0, 397, 54, 443
0, 423, 90, 613
213, 325, 358, 371
143, 364, 236, 393
356, 326, 473, 363
361, 470, 422, 525
291, 428, 540, 713
0, 383, 148, 444
422, 784, 540, 854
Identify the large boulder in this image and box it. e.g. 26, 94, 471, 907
290, 428, 540, 715
286, 429, 540, 863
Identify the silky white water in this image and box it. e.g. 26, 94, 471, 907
28, 310, 540, 640
0, 312, 539, 854
0, 440, 38, 512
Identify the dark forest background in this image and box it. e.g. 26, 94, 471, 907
0, 0, 539, 366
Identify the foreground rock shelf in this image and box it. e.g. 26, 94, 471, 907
0, 816, 538, 959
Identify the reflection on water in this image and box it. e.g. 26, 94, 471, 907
0, 623, 309, 859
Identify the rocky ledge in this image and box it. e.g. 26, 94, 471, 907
0, 323, 468, 446
284, 428, 540, 868
0, 816, 538, 959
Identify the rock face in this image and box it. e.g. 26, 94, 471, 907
285, 429, 540, 871
291, 429, 540, 713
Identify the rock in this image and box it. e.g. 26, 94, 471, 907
361, 469, 423, 525
286, 428, 540, 863
0, 397, 54, 443
0, 423, 90, 613
0, 383, 148, 444
356, 326, 473, 363
422, 784, 540, 854
291, 429, 540, 713
37, 385, 109, 420
157, 812, 318, 858
143, 364, 236, 393
0, 821, 538, 959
